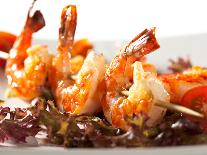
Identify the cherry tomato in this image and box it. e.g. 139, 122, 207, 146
0, 31, 16, 67
181, 85, 207, 131
181, 86, 207, 114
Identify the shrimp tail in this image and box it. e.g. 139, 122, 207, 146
11, 0, 45, 53
122, 27, 160, 58
25, 0, 45, 33
26, 10, 45, 33
58, 5, 77, 53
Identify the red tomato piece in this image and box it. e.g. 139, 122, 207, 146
181, 85, 207, 131
181, 85, 207, 115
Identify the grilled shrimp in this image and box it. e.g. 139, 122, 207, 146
49, 5, 105, 114
102, 28, 170, 130
5, 4, 52, 100
160, 66, 207, 103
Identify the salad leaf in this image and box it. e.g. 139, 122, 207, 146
0, 107, 40, 143
168, 57, 192, 73
1, 98, 207, 147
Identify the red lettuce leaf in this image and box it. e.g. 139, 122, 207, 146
0, 106, 40, 143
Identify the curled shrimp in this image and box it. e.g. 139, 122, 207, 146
49, 5, 106, 114
6, 3, 52, 100
160, 66, 207, 103
102, 28, 170, 130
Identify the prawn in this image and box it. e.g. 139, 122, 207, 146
49, 5, 106, 114
5, 3, 52, 100
102, 28, 170, 130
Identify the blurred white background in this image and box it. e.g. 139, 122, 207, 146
0, 0, 207, 41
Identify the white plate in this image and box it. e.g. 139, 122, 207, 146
1, 34, 207, 154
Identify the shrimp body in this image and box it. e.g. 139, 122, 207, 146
111, 62, 169, 129
6, 7, 52, 100
60, 51, 105, 114
102, 28, 169, 130
160, 66, 207, 103
50, 5, 105, 114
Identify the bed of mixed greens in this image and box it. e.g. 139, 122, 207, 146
1, 97, 207, 148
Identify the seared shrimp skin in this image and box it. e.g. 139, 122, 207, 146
6, 4, 52, 100
102, 28, 170, 130
49, 5, 105, 114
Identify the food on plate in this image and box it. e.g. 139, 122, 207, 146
160, 67, 207, 104
1, 0, 207, 148
102, 28, 170, 130
5, 2, 52, 100
49, 5, 106, 114
4, 3, 93, 101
